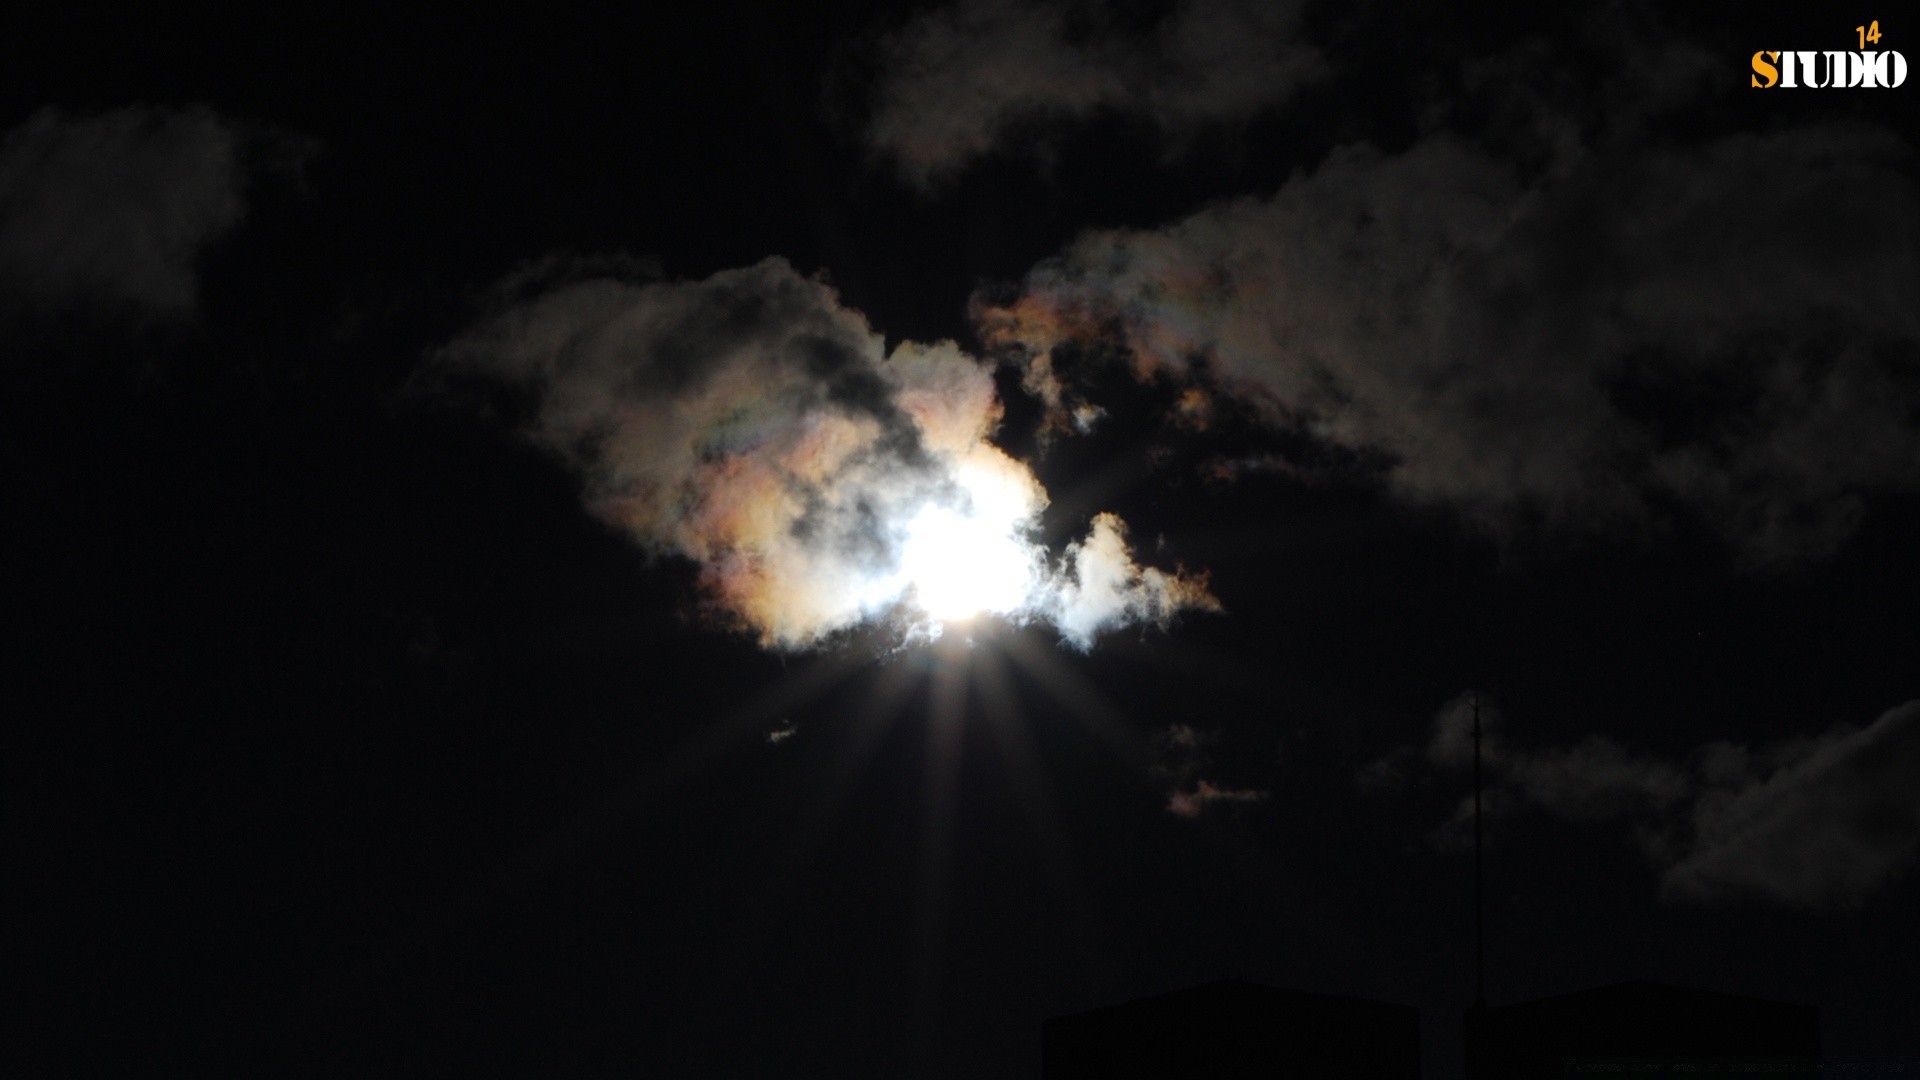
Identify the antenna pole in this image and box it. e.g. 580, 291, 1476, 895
1472, 693, 1486, 1010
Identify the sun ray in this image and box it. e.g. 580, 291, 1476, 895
487, 644, 874, 876
722, 652, 929, 964
299, 644, 878, 1017
995, 628, 1152, 770
970, 642, 1108, 971
907, 636, 970, 1065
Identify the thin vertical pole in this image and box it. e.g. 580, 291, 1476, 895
1473, 693, 1486, 1010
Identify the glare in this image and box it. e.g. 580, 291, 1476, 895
897, 500, 1038, 624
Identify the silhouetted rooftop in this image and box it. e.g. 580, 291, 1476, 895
1045, 979, 1419, 1080
1466, 980, 1819, 1079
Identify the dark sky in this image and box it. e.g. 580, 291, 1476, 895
6, 3, 1919, 1078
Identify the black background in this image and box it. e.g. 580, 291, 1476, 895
6, 3, 1917, 1077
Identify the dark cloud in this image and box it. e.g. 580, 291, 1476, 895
864, 0, 1323, 189
1152, 722, 1267, 817
1424, 693, 1689, 826
1665, 700, 1920, 909
0, 105, 250, 320
952, 3, 1920, 567
979, 121, 1920, 563
1371, 695, 1920, 909
1507, 737, 1692, 824
1167, 780, 1267, 818
1443, 10, 1724, 177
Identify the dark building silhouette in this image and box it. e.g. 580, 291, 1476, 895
1464, 981, 1819, 1078
1043, 979, 1419, 1079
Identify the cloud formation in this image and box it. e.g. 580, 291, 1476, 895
1430, 694, 1691, 822
434, 256, 1215, 650
1374, 694, 1920, 910
865, 0, 1322, 189
0, 105, 249, 319
1167, 780, 1267, 818
1666, 701, 1920, 908
1152, 722, 1266, 817
976, 123, 1920, 563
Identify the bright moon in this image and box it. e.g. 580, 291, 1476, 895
898, 503, 1038, 623
885, 451, 1046, 627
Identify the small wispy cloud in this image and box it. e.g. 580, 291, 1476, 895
1153, 722, 1267, 818
1167, 780, 1267, 819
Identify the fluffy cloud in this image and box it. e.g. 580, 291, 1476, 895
864, 0, 1323, 189
433, 256, 1215, 649
0, 105, 249, 319
1048, 512, 1221, 647
1374, 694, 1920, 909
976, 123, 1920, 564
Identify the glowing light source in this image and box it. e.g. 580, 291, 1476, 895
898, 501, 1038, 623
882, 452, 1046, 628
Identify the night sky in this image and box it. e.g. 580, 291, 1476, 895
6, 3, 1919, 1078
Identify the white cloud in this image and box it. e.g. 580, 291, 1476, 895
434, 256, 1216, 650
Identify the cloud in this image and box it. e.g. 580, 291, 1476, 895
864, 0, 1323, 189
0, 105, 250, 319
1424, 691, 1501, 770
1151, 721, 1216, 784
1047, 512, 1221, 646
1507, 736, 1692, 824
432, 256, 1215, 650
975, 122, 1920, 564
1167, 779, 1266, 818
1375, 695, 1920, 909
1152, 722, 1265, 818
1425, 693, 1689, 824
1665, 701, 1920, 909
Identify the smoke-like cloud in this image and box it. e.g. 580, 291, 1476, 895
1152, 722, 1266, 817
975, 123, 1920, 564
0, 105, 250, 320
433, 256, 1215, 650
1370, 695, 1920, 910
864, 0, 1323, 189
1665, 701, 1920, 908
1167, 780, 1266, 818
1426, 694, 1692, 826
